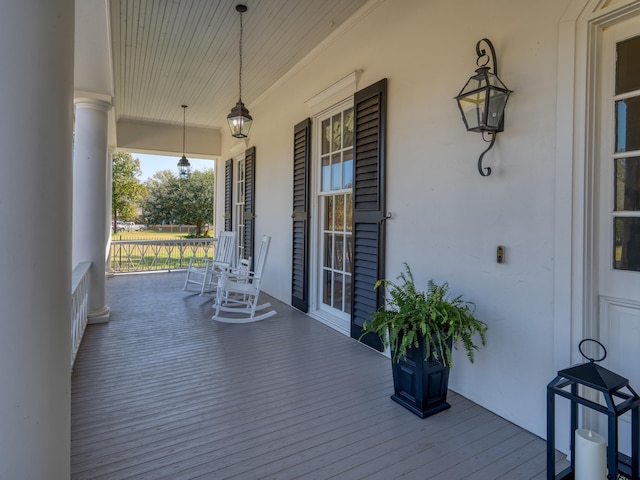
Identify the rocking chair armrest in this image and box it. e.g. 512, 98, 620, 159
211, 261, 231, 271
218, 267, 253, 283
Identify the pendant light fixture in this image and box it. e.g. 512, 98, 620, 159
177, 104, 191, 178
227, 4, 253, 138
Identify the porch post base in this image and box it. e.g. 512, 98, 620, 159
88, 306, 111, 324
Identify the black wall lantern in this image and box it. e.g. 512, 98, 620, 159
177, 104, 191, 179
227, 4, 253, 138
547, 339, 640, 479
455, 38, 512, 177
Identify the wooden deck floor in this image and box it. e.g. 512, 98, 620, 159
71, 272, 566, 479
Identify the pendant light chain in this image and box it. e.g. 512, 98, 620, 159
238, 8, 243, 102
182, 105, 186, 155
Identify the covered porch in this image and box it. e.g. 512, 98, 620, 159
72, 272, 567, 479
7, 0, 640, 477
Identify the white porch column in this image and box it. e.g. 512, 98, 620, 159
106, 149, 115, 275
0, 0, 74, 478
73, 97, 112, 323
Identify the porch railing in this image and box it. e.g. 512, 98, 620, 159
71, 261, 91, 367
110, 238, 216, 273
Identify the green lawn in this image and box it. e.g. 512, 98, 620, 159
111, 230, 187, 240
110, 229, 213, 241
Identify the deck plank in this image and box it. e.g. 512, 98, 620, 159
71, 272, 567, 479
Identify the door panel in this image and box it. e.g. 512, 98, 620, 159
599, 296, 640, 456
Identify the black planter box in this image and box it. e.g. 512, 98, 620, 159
391, 335, 452, 418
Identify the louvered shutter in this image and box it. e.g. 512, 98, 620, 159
243, 146, 256, 265
224, 159, 233, 232
291, 118, 311, 312
350, 78, 387, 351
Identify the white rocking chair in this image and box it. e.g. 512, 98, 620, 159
212, 235, 276, 323
183, 231, 236, 295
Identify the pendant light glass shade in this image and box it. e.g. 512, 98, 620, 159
227, 100, 253, 138
177, 155, 190, 178
178, 105, 191, 178
227, 5, 252, 138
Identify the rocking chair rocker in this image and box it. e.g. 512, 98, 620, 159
212, 235, 276, 323
183, 231, 236, 295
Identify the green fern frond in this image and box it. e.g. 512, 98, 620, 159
360, 262, 488, 368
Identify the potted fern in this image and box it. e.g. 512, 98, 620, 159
362, 263, 487, 418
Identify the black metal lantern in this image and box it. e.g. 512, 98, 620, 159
455, 38, 512, 176
547, 339, 640, 480
227, 99, 253, 139
227, 4, 253, 138
177, 105, 191, 179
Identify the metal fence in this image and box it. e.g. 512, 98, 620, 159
109, 238, 216, 273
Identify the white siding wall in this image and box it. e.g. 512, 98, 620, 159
217, 0, 574, 440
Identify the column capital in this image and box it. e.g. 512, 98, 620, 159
74, 91, 112, 112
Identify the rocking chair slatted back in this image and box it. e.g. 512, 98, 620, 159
252, 234, 270, 281
183, 231, 236, 295
212, 235, 276, 323
214, 231, 237, 268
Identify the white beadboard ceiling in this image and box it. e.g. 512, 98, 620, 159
109, 0, 370, 132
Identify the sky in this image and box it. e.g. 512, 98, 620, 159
133, 153, 215, 182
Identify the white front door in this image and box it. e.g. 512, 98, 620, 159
595, 16, 640, 455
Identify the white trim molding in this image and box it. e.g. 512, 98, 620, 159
305, 70, 363, 113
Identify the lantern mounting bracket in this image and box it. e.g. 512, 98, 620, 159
476, 38, 498, 75
476, 38, 498, 178
478, 132, 496, 177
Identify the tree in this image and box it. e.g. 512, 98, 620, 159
142, 168, 214, 236
178, 169, 215, 236
141, 170, 181, 226
112, 152, 145, 232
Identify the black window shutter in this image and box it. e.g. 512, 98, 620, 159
350, 78, 387, 351
243, 146, 256, 264
224, 159, 233, 232
291, 118, 311, 312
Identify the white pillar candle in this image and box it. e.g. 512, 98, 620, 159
575, 428, 607, 480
